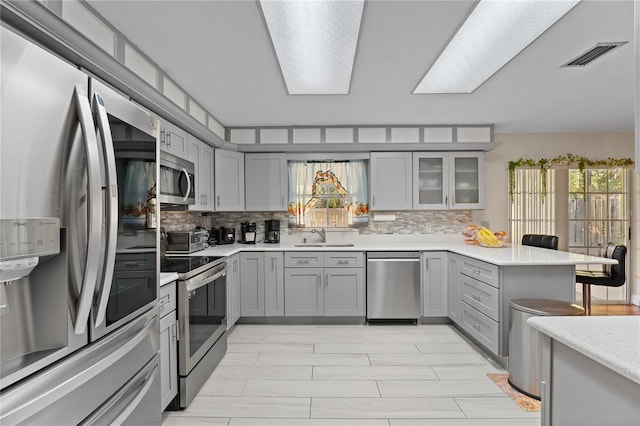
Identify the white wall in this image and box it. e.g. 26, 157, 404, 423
476, 132, 637, 304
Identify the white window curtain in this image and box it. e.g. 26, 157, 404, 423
508, 168, 556, 244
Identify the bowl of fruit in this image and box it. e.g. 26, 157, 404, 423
462, 224, 507, 247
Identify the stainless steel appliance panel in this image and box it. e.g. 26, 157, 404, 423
178, 261, 226, 375
159, 152, 196, 206
0, 309, 159, 425
88, 79, 159, 341
366, 252, 420, 320
179, 332, 227, 408
1, 24, 97, 388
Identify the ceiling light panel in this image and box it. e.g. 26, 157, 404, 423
260, 0, 364, 95
414, 0, 581, 94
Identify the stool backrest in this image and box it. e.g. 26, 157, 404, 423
602, 243, 627, 286
521, 234, 559, 250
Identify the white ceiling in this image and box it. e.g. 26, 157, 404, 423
87, 0, 635, 133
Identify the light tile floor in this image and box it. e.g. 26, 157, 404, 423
162, 324, 540, 426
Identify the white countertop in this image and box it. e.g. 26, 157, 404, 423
182, 239, 616, 267
528, 316, 640, 384
160, 272, 179, 286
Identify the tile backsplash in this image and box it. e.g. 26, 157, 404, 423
160, 210, 471, 236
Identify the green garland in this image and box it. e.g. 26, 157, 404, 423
508, 154, 634, 201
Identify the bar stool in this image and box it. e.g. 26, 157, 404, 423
575, 243, 626, 315
521, 234, 559, 250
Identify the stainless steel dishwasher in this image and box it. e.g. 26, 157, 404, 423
366, 252, 420, 321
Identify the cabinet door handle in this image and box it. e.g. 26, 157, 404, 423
337, 260, 348, 265
175, 320, 180, 341
217, 195, 220, 207
281, 196, 284, 207
160, 129, 166, 147
372, 195, 376, 208
424, 258, 429, 270
472, 294, 481, 301
445, 196, 448, 206
167, 133, 171, 148
297, 259, 309, 264
271, 258, 275, 271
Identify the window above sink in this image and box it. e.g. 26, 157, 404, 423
288, 160, 369, 228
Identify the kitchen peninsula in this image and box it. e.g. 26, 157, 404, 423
162, 236, 616, 366
529, 316, 640, 426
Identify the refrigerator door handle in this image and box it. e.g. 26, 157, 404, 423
92, 92, 119, 327
73, 85, 103, 335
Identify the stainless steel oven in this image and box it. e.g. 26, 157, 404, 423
161, 255, 227, 408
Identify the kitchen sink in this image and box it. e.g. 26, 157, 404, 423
294, 243, 355, 247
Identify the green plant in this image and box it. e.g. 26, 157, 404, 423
508, 154, 633, 202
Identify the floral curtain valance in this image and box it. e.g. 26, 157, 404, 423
288, 160, 369, 227
508, 153, 634, 200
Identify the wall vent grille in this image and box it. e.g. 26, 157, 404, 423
562, 42, 627, 67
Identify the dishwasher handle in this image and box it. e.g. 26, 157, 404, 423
367, 258, 420, 262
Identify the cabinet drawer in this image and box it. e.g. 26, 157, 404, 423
285, 252, 323, 268
324, 252, 364, 268
159, 281, 176, 318
460, 301, 499, 355
460, 275, 499, 321
459, 256, 499, 288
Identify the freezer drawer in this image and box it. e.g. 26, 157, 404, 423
366, 252, 420, 320
0, 309, 159, 425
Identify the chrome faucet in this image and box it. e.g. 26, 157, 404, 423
311, 228, 326, 243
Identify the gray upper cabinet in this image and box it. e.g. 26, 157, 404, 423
187, 134, 215, 211
370, 152, 413, 210
245, 153, 288, 211
421, 252, 448, 317
214, 149, 245, 211
413, 152, 484, 210
160, 120, 188, 159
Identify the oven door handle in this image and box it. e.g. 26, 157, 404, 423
185, 269, 226, 293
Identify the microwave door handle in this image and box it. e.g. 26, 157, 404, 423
91, 92, 118, 327
181, 167, 191, 202
73, 85, 103, 335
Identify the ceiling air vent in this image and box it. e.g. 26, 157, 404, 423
562, 42, 627, 67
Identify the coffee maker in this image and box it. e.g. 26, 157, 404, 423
264, 219, 280, 244
239, 222, 256, 244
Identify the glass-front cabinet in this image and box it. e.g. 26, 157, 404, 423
413, 152, 484, 210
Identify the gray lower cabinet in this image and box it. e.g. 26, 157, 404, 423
324, 268, 365, 316
421, 252, 448, 317
240, 251, 284, 316
284, 252, 365, 317
159, 282, 178, 411
449, 254, 575, 361
264, 252, 285, 316
226, 254, 240, 329
284, 268, 324, 316
447, 254, 462, 324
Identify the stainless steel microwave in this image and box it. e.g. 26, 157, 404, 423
158, 152, 195, 206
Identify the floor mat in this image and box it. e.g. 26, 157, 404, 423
487, 373, 541, 412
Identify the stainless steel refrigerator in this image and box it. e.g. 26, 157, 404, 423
1, 22, 161, 425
